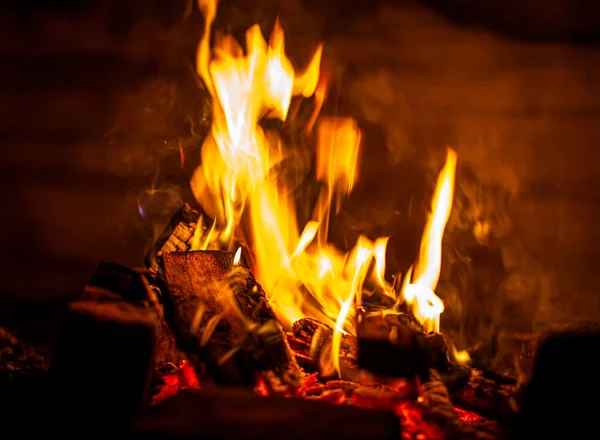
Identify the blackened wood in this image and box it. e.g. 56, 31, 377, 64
450, 368, 519, 426
141, 274, 187, 371
145, 203, 201, 273
88, 260, 149, 302
290, 318, 358, 377
420, 369, 501, 440
52, 297, 157, 420
128, 388, 401, 440
161, 251, 303, 387
356, 312, 439, 379
88, 261, 187, 372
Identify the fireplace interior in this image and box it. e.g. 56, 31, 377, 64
1, 0, 600, 439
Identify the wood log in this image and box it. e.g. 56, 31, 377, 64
420, 369, 502, 440
450, 368, 520, 426
88, 260, 150, 302
128, 387, 402, 440
356, 311, 436, 379
145, 203, 202, 273
160, 250, 303, 388
52, 290, 158, 420
289, 317, 357, 374
290, 318, 424, 391
87, 261, 187, 370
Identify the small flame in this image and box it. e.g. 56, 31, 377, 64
233, 247, 242, 265
451, 346, 472, 367
401, 148, 457, 333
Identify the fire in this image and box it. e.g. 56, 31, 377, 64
400, 148, 457, 333
191, 0, 460, 376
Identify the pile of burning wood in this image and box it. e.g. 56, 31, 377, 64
38, 203, 522, 440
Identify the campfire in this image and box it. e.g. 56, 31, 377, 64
3, 1, 600, 439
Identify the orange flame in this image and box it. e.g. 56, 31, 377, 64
400, 148, 457, 333
191, 0, 462, 376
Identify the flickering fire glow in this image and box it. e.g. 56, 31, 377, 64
191, 0, 459, 376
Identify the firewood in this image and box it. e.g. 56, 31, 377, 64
88, 260, 150, 302
160, 250, 303, 388
87, 261, 187, 370
420, 369, 502, 440
128, 387, 402, 440
289, 317, 357, 374
52, 295, 158, 420
356, 311, 434, 379
353, 311, 520, 424
145, 203, 202, 273
450, 368, 520, 426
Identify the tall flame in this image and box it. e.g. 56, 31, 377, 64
401, 148, 457, 333
191, 0, 460, 376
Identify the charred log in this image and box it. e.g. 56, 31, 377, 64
289, 317, 356, 373
145, 203, 202, 273
420, 369, 502, 440
160, 250, 303, 388
356, 311, 436, 379
87, 261, 187, 369
88, 260, 150, 302
450, 368, 520, 426
52, 286, 158, 420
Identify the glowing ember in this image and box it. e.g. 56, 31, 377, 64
191, 0, 460, 376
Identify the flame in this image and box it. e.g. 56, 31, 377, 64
191, 0, 462, 377
450, 345, 472, 367
400, 148, 457, 333
233, 247, 242, 265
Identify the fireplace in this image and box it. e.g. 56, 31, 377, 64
2, 0, 600, 439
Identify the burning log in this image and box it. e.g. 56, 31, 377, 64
160, 250, 303, 388
450, 368, 520, 426
419, 369, 502, 440
356, 311, 446, 379
146, 203, 202, 273
289, 317, 357, 375
129, 387, 401, 440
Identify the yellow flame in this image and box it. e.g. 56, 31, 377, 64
450, 345, 472, 367
401, 148, 457, 333
233, 247, 242, 265
191, 0, 368, 335
191, 0, 462, 377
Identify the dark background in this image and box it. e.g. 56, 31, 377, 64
1, 0, 599, 349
